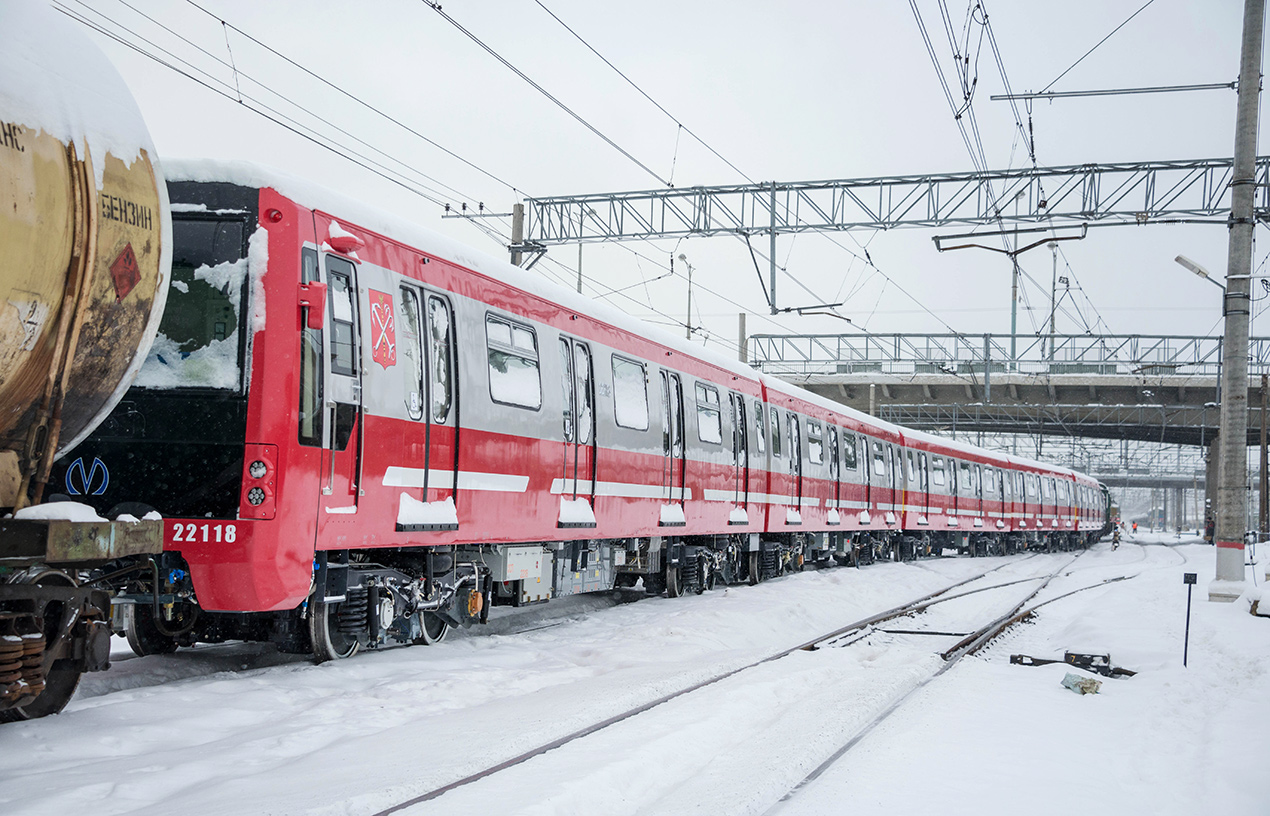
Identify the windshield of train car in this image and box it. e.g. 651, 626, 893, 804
134, 216, 249, 390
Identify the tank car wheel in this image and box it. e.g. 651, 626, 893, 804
123, 604, 179, 656
747, 551, 761, 585
0, 659, 83, 723
308, 596, 359, 662
0, 569, 83, 721
665, 565, 684, 598
412, 612, 449, 646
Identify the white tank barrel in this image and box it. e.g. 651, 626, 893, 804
0, 2, 171, 506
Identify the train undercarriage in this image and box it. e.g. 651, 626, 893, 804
1, 521, 1100, 720
113, 526, 1096, 661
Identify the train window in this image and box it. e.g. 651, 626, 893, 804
872, 442, 886, 477
789, 414, 802, 463
754, 401, 766, 455
771, 408, 782, 457
612, 356, 649, 430
829, 427, 840, 479
1026, 475, 1038, 497
985, 468, 996, 493
486, 315, 541, 409
959, 461, 973, 491
298, 248, 323, 446
808, 421, 824, 464
429, 296, 454, 423
328, 269, 357, 376
842, 432, 857, 469
906, 450, 917, 483
136, 216, 248, 390
398, 287, 425, 420
696, 383, 722, 444
932, 457, 946, 487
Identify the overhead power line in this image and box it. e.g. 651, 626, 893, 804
1041, 0, 1159, 93
183, 0, 521, 196
421, 1, 670, 187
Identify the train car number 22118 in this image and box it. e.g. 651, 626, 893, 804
170, 522, 239, 544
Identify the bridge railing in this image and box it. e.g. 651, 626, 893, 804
748, 333, 1270, 377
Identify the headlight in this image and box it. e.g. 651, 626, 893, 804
249, 460, 268, 479
247, 487, 266, 506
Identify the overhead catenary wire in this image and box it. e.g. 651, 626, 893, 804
1041, 0, 1159, 93
182, 0, 522, 197
118, 0, 488, 205
422, 1, 671, 188
55, 1, 461, 209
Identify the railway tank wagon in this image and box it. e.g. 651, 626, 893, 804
0, 3, 170, 720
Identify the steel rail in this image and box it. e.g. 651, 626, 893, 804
765, 551, 1084, 814
369, 558, 1037, 815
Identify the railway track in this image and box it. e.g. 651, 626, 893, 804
368, 553, 1107, 816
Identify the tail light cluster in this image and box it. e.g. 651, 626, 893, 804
241, 443, 278, 520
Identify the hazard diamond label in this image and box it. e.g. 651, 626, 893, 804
110, 243, 140, 302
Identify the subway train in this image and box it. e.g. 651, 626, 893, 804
0, 4, 1110, 720
53, 162, 1111, 664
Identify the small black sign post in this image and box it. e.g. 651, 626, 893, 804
1183, 572, 1197, 667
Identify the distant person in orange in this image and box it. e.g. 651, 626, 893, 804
1131, 521, 1138, 534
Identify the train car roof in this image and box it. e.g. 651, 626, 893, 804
164, 160, 1098, 487
164, 159, 764, 384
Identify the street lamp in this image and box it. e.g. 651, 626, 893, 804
1175, 254, 1226, 291
678, 253, 694, 339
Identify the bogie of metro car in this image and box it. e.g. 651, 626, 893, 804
50, 163, 1109, 663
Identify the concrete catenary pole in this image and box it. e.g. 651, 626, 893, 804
510, 203, 524, 267
1213, 0, 1264, 600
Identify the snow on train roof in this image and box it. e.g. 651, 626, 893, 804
1, 2, 157, 186
164, 159, 762, 382
165, 160, 1094, 483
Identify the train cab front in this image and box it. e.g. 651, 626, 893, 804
47, 178, 315, 652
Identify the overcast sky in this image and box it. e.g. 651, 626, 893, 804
60, 0, 1261, 360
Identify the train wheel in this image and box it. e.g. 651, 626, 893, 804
0, 660, 82, 723
665, 565, 684, 598
0, 569, 83, 721
748, 551, 760, 585
413, 612, 449, 646
123, 604, 179, 656
308, 596, 359, 662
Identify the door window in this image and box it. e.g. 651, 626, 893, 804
428, 295, 453, 422
328, 269, 358, 376
398, 287, 424, 420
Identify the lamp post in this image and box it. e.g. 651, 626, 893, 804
1177, 255, 1227, 538
678, 253, 694, 340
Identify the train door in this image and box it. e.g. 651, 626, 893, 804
753, 399, 767, 506
320, 255, 363, 513
787, 413, 802, 510
559, 338, 596, 503
828, 427, 840, 516
729, 393, 749, 507
660, 371, 685, 504
924, 449, 934, 520
397, 287, 458, 509
975, 465, 984, 519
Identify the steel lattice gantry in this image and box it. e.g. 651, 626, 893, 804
523, 156, 1270, 244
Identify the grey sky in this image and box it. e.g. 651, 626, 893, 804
68, 0, 1257, 356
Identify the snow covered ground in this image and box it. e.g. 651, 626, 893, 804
1, 537, 1266, 816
